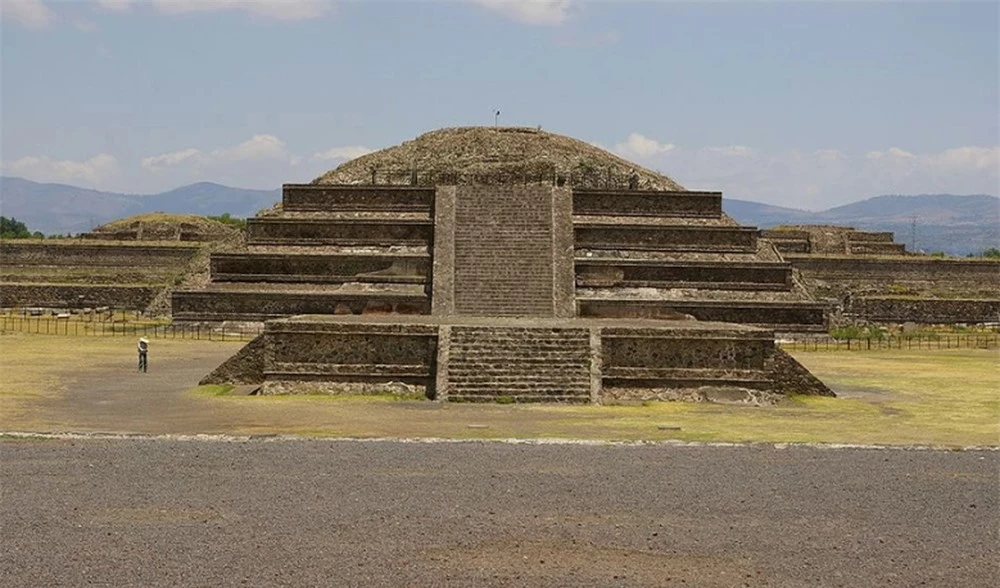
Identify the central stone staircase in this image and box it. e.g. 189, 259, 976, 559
443, 326, 593, 403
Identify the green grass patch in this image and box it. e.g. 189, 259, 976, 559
187, 384, 235, 397
1, 333, 997, 447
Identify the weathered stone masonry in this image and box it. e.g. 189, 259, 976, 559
195, 182, 832, 401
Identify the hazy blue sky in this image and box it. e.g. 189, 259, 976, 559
1, 0, 997, 209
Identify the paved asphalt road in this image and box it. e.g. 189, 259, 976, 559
1, 439, 996, 587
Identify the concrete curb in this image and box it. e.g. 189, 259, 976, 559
2, 430, 997, 452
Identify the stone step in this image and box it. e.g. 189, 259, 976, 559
448, 370, 591, 379
448, 395, 591, 404
449, 362, 590, 371
445, 324, 593, 403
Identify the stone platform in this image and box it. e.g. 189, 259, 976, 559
205, 314, 828, 404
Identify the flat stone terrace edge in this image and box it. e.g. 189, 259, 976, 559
271, 313, 773, 337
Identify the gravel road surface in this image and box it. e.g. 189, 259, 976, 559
1, 439, 996, 587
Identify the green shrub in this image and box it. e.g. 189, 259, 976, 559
207, 213, 247, 230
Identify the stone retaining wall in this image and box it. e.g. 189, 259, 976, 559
173, 290, 430, 322
1, 241, 198, 268
210, 253, 430, 284
262, 320, 437, 395
787, 255, 1000, 297
574, 225, 758, 252
577, 299, 828, 331
575, 260, 791, 290
0, 283, 161, 309
849, 297, 1000, 324
282, 185, 434, 213
246, 218, 433, 246
572, 189, 722, 218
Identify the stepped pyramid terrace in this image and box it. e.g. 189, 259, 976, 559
185, 127, 832, 402
762, 225, 1000, 325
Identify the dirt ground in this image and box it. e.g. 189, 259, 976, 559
1, 333, 997, 446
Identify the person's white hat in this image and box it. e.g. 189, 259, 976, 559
139, 337, 149, 343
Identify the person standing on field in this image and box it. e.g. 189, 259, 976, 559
137, 338, 149, 373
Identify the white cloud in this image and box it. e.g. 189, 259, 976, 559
866, 146, 916, 161
928, 146, 1000, 173
611, 133, 998, 209
614, 132, 675, 159
471, 0, 571, 26
2, 153, 120, 186
149, 0, 330, 21
141, 148, 202, 171
212, 134, 289, 162
311, 146, 373, 162
141, 135, 291, 171
97, 0, 132, 11
0, 0, 57, 29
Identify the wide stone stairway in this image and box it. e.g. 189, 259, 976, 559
443, 326, 593, 403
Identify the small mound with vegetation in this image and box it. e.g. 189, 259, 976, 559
86, 213, 242, 242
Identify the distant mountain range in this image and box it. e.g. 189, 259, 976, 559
0, 177, 280, 236
723, 194, 999, 255
1, 176, 997, 255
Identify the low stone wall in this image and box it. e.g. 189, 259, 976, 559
1, 241, 198, 268
211, 253, 430, 284
0, 283, 162, 309
572, 189, 722, 218
574, 225, 758, 252
282, 185, 434, 213
849, 297, 1000, 324
575, 260, 791, 290
246, 218, 433, 246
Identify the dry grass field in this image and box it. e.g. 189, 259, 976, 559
1, 331, 996, 447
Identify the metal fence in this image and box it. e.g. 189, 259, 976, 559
0, 316, 261, 342
781, 333, 999, 352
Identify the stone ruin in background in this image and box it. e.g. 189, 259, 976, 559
764, 225, 1000, 325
